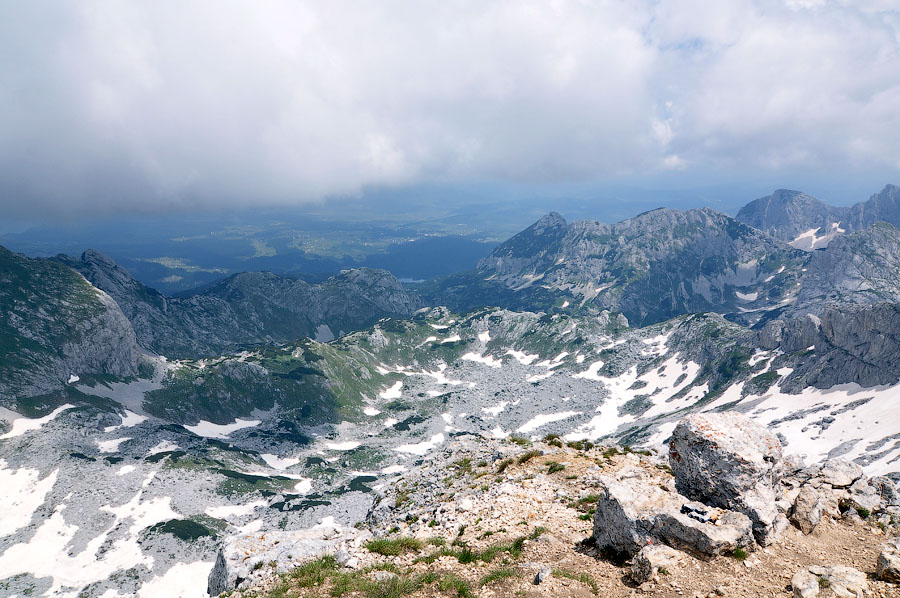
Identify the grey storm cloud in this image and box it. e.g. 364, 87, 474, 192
0, 0, 899, 216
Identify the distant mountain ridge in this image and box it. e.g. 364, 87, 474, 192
55, 250, 422, 358
433, 206, 808, 326
429, 184, 900, 327
735, 184, 900, 249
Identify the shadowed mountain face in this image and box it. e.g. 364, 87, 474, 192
55, 250, 421, 358
431, 207, 807, 327
0, 247, 139, 404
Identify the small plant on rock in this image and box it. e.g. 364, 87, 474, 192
547, 461, 565, 474
518, 450, 541, 464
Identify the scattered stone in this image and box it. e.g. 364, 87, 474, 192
669, 412, 785, 545
791, 565, 868, 597
533, 565, 552, 585
592, 466, 753, 558
631, 545, 685, 584
373, 570, 397, 582
335, 549, 352, 567
791, 485, 825, 534
877, 538, 900, 582
871, 476, 900, 506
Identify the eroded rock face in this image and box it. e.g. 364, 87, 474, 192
816, 460, 864, 489
790, 486, 824, 535
791, 565, 868, 598
669, 412, 784, 545
877, 538, 900, 583
592, 466, 753, 559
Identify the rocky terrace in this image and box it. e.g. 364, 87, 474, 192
221, 415, 900, 598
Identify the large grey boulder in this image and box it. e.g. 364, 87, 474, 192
790, 485, 825, 535
791, 565, 868, 597
669, 412, 784, 545
877, 538, 900, 583
592, 466, 753, 559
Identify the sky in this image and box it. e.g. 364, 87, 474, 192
1, 0, 899, 221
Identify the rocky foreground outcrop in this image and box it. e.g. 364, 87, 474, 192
220, 412, 900, 597
669, 412, 786, 545
591, 465, 754, 558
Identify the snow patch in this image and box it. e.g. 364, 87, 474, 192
260, 454, 301, 470
0, 404, 74, 439
395, 433, 444, 455
136, 561, 213, 598
96, 437, 131, 453
379, 381, 403, 399
0, 460, 58, 537
505, 350, 538, 365
481, 402, 509, 417
517, 411, 580, 433
104, 410, 147, 433
314, 324, 335, 342
184, 418, 259, 439
326, 441, 361, 451
461, 352, 502, 368
205, 500, 267, 519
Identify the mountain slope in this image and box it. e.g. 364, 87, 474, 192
845, 184, 900, 231
735, 189, 848, 250
56, 250, 421, 358
432, 208, 807, 326
790, 222, 900, 315
0, 247, 139, 404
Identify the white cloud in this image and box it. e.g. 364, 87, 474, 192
0, 0, 897, 215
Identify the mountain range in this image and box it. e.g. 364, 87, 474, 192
3, 184, 900, 596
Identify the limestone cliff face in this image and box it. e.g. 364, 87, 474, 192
759, 303, 900, 390
57, 250, 421, 358
0, 247, 139, 404
792, 223, 900, 313
845, 184, 900, 231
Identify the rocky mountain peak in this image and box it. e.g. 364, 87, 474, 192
846, 183, 900, 231
735, 189, 844, 248
532, 211, 567, 232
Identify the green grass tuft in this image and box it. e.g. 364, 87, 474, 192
553, 568, 598, 594
365, 537, 424, 556
479, 567, 520, 586
518, 450, 541, 464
